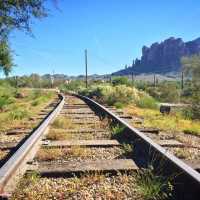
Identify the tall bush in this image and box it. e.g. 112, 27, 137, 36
182, 55, 200, 119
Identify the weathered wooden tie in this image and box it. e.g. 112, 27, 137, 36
0, 142, 17, 150
120, 115, 133, 119
71, 121, 98, 125
50, 128, 109, 134
184, 160, 200, 172
157, 140, 185, 147
60, 112, 94, 114
6, 129, 32, 135
42, 140, 120, 147
138, 127, 160, 134
32, 159, 138, 176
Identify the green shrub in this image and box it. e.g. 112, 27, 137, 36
31, 96, 49, 106
29, 89, 43, 100
31, 99, 40, 106
112, 77, 130, 86
146, 87, 161, 100
0, 82, 16, 97
9, 108, 30, 120
80, 84, 143, 106
136, 96, 158, 109
0, 96, 9, 110
114, 102, 124, 109
111, 124, 125, 137
134, 80, 148, 91
60, 80, 85, 92
136, 168, 173, 200
122, 143, 134, 157
0, 82, 17, 110
183, 127, 200, 136
147, 82, 180, 103
181, 108, 193, 120
0, 94, 15, 111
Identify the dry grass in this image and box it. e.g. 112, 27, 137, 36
99, 117, 112, 129
63, 146, 89, 159
11, 172, 142, 200
36, 146, 90, 161
0, 88, 56, 132
0, 149, 8, 160
36, 148, 64, 161
46, 129, 97, 140
51, 117, 68, 129
46, 129, 72, 140
51, 117, 75, 129
125, 105, 200, 136
174, 148, 191, 159
67, 97, 84, 105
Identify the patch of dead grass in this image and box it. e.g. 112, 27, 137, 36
174, 148, 191, 159
0, 149, 8, 160
11, 172, 142, 200
51, 117, 76, 129
63, 146, 89, 158
36, 146, 90, 161
67, 97, 84, 105
36, 148, 63, 161
46, 129, 72, 140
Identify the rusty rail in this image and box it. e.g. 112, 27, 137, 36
0, 94, 65, 194
76, 94, 200, 199
0, 92, 200, 199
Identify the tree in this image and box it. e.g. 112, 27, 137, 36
0, 0, 48, 40
0, 40, 13, 76
0, 0, 53, 76
181, 55, 200, 119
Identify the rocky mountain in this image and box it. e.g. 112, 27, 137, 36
113, 37, 200, 75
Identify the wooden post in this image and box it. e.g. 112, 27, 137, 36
85, 49, 88, 88
51, 70, 54, 88
131, 72, 134, 85
15, 76, 18, 88
181, 71, 184, 90
154, 74, 156, 87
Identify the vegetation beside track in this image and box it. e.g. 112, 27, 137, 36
0, 82, 56, 132
125, 105, 200, 136
60, 76, 200, 137
60, 78, 199, 137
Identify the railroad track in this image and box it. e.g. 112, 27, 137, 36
0, 94, 199, 199
0, 97, 60, 168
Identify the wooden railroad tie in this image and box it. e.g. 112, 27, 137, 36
42, 139, 120, 147
29, 159, 138, 176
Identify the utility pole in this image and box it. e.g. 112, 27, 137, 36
153, 74, 156, 87
15, 76, 18, 88
131, 72, 134, 86
50, 70, 54, 88
85, 49, 88, 88
181, 71, 184, 90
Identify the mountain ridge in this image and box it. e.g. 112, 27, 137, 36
112, 37, 200, 75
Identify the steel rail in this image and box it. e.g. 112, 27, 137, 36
0, 94, 65, 194
0, 92, 199, 198
75, 94, 200, 198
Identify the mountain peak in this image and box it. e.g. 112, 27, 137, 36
112, 37, 200, 75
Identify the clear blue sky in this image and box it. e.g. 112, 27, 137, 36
9, 0, 200, 76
